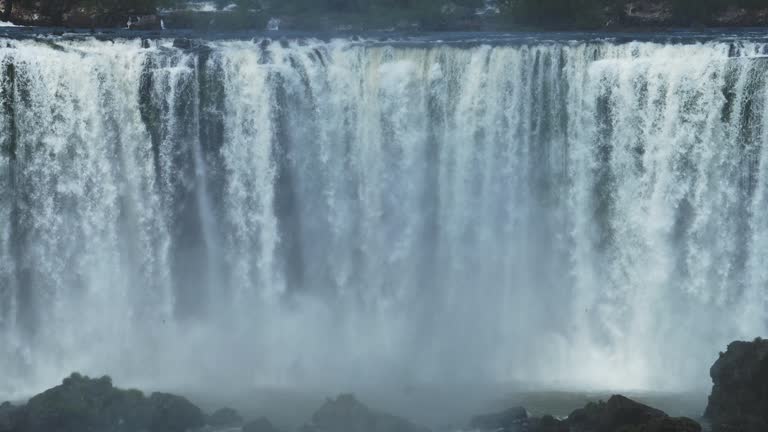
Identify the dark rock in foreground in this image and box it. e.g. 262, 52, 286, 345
470, 395, 699, 432
705, 338, 768, 432
5, 372, 204, 432
207, 407, 243, 427
148, 392, 205, 432
243, 417, 282, 432
568, 395, 666, 431
568, 395, 700, 432
0, 402, 17, 432
301, 394, 430, 432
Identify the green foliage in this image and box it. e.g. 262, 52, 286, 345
9, 0, 768, 28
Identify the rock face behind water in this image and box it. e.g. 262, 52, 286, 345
6, 373, 204, 432
705, 338, 768, 432
301, 394, 430, 432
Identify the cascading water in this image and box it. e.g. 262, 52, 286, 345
0, 35, 767, 398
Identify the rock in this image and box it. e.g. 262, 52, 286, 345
0, 402, 17, 432
16, 373, 152, 432
468, 396, 698, 432
468, 406, 569, 432
147, 392, 205, 432
173, 38, 194, 49
207, 407, 243, 427
705, 338, 768, 432
243, 417, 282, 432
301, 394, 430, 432
10, 372, 205, 432
568, 395, 666, 432
469, 406, 528, 431
530, 415, 569, 432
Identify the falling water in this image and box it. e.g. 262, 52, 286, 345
0, 36, 767, 398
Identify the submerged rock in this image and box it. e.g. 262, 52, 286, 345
705, 338, 768, 432
207, 407, 243, 427
243, 417, 282, 432
301, 394, 430, 432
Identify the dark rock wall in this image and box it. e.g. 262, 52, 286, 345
705, 338, 768, 432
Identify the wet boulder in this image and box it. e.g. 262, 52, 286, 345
705, 338, 768, 432
243, 417, 282, 432
16, 373, 151, 432
568, 395, 699, 432
207, 407, 243, 427
11, 372, 205, 432
147, 392, 205, 432
301, 394, 430, 432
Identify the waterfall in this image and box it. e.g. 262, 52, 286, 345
0, 36, 767, 397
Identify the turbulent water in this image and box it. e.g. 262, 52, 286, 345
1, 34, 767, 398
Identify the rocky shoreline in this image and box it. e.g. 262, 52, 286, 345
0, 338, 766, 432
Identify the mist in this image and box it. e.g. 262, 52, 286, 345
0, 36, 764, 416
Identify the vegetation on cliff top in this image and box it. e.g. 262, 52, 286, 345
5, 0, 768, 28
